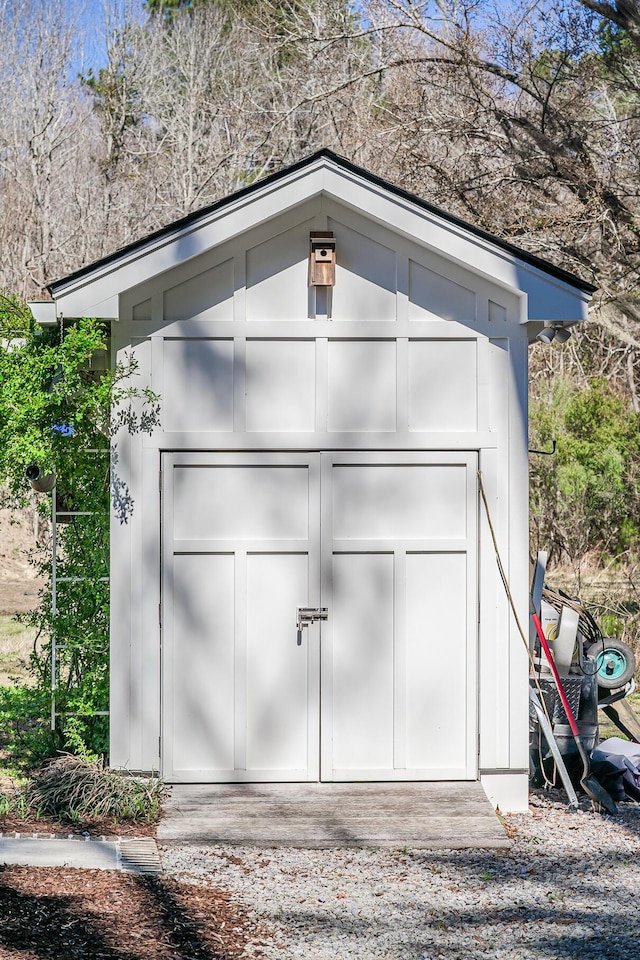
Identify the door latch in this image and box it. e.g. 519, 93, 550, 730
296, 606, 328, 645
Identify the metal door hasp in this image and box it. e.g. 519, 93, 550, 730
296, 606, 328, 644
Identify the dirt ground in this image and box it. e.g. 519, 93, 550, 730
0, 866, 264, 960
0, 506, 45, 685
0, 506, 45, 616
0, 582, 41, 618
0, 810, 160, 839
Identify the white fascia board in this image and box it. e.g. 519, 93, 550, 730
52, 164, 327, 319
51, 154, 591, 324
319, 164, 591, 323
71, 295, 120, 319
27, 300, 58, 326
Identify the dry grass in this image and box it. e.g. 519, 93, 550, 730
26, 754, 167, 822
598, 692, 640, 741
0, 614, 39, 686
544, 559, 640, 682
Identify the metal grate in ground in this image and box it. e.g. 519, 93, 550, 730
118, 838, 163, 874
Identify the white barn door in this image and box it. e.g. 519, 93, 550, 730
162, 453, 321, 781
320, 452, 478, 781
162, 451, 477, 782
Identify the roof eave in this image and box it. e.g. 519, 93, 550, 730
47, 149, 596, 304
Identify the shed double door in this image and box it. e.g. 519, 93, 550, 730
161, 451, 477, 782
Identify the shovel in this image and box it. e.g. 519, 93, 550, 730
531, 610, 618, 814
529, 686, 579, 811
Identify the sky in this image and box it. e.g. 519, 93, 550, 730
64, 0, 146, 75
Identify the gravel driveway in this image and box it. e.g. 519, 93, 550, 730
161, 790, 640, 960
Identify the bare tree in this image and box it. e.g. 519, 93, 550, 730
5, 0, 639, 360
85, 1, 380, 224
0, 0, 102, 295
270, 1, 640, 358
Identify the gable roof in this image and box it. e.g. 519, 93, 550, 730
44, 149, 595, 322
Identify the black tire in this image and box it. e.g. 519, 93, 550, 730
586, 638, 636, 689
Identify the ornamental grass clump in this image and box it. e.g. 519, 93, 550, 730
27, 754, 166, 823
0, 789, 39, 821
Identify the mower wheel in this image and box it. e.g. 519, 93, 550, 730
586, 638, 636, 689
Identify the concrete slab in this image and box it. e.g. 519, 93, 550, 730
0, 836, 163, 873
0, 837, 119, 870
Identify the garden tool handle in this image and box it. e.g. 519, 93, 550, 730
531, 611, 581, 740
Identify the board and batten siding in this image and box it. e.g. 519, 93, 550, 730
108, 196, 530, 810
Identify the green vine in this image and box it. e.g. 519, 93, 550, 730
0, 293, 159, 766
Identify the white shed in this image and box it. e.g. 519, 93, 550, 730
43, 150, 593, 812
